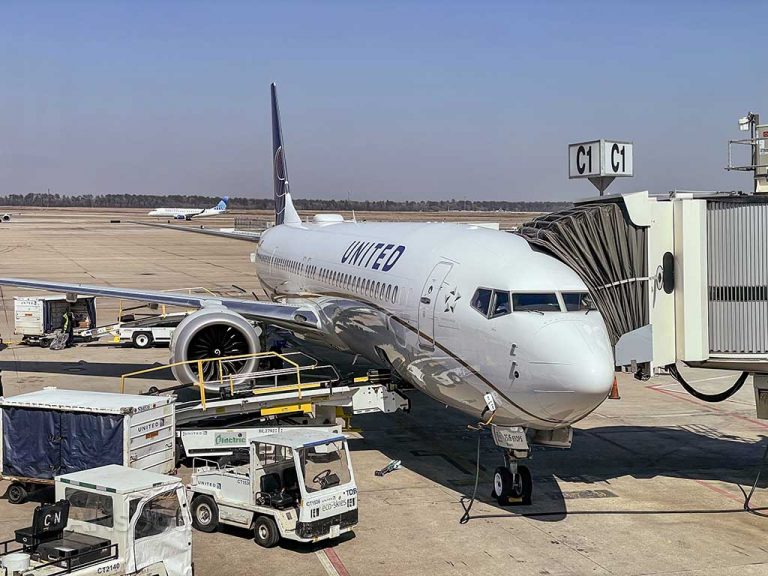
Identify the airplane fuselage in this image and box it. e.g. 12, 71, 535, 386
255, 219, 615, 430
148, 208, 226, 219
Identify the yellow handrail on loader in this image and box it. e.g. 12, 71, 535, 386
119, 350, 307, 411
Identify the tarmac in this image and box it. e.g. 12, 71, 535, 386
2, 210, 768, 575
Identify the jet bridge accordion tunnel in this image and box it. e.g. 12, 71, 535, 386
518, 191, 768, 415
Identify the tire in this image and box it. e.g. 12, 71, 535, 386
133, 332, 153, 349
191, 495, 219, 533
518, 465, 533, 506
493, 467, 513, 505
253, 515, 280, 548
493, 465, 533, 506
7, 482, 28, 505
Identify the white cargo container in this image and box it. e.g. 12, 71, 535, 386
0, 388, 176, 504
14, 296, 97, 346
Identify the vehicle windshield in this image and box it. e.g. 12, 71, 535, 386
299, 441, 352, 493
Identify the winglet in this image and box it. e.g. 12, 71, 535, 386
271, 83, 300, 225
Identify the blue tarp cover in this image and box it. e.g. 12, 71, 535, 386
2, 408, 124, 479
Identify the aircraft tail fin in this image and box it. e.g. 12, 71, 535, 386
271, 83, 300, 225
215, 197, 229, 211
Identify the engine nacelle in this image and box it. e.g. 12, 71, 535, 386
170, 307, 261, 385
1, 214, 10, 222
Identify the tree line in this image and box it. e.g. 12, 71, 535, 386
0, 193, 571, 213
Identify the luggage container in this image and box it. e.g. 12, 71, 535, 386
0, 389, 176, 504
14, 296, 97, 347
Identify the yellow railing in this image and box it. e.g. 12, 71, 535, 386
119, 350, 308, 411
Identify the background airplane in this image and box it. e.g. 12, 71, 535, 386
147, 197, 229, 220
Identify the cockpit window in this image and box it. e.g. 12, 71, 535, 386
512, 293, 561, 312
562, 292, 596, 312
471, 288, 492, 316
490, 291, 511, 318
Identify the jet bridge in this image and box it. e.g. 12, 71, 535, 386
518, 191, 768, 415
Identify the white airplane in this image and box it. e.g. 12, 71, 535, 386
147, 197, 229, 220
0, 84, 614, 505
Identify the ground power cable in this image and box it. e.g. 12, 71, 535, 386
460, 410, 496, 524
667, 363, 748, 403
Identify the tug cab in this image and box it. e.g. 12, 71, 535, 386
189, 430, 357, 547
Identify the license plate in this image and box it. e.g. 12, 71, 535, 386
329, 524, 340, 538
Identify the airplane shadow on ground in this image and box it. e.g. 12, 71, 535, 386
0, 359, 172, 381
349, 391, 768, 524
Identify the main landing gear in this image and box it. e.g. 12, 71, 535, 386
490, 426, 533, 506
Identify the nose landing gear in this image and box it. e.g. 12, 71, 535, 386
492, 454, 533, 506
490, 425, 534, 506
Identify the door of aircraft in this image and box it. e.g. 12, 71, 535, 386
418, 261, 453, 350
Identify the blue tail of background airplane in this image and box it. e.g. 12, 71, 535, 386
215, 197, 229, 211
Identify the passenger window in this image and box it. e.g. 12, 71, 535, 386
471, 289, 493, 317
513, 293, 561, 312
385, 285, 392, 301
562, 292, 596, 312
134, 491, 183, 540
393, 286, 399, 303
490, 291, 511, 318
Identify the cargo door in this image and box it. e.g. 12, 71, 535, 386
417, 262, 453, 350
59, 412, 124, 475
2, 408, 61, 479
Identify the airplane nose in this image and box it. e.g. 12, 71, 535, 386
527, 319, 615, 421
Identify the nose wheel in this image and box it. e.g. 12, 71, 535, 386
489, 424, 534, 506
492, 461, 532, 506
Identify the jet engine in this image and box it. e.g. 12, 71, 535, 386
1, 214, 10, 222
170, 307, 261, 384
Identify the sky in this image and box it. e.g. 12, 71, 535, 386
0, 0, 764, 202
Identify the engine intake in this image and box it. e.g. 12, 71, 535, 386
170, 308, 261, 384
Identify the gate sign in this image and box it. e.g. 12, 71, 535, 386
568, 140, 633, 178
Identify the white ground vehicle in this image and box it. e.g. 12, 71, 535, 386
188, 430, 357, 548
0, 465, 192, 576
110, 314, 188, 349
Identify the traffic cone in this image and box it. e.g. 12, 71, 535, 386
608, 376, 620, 400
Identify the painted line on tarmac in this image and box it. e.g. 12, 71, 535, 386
691, 479, 744, 504
315, 547, 350, 576
647, 382, 768, 430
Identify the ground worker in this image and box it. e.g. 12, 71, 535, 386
63, 308, 75, 347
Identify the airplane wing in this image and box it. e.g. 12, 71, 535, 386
0, 277, 320, 331
129, 221, 260, 242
